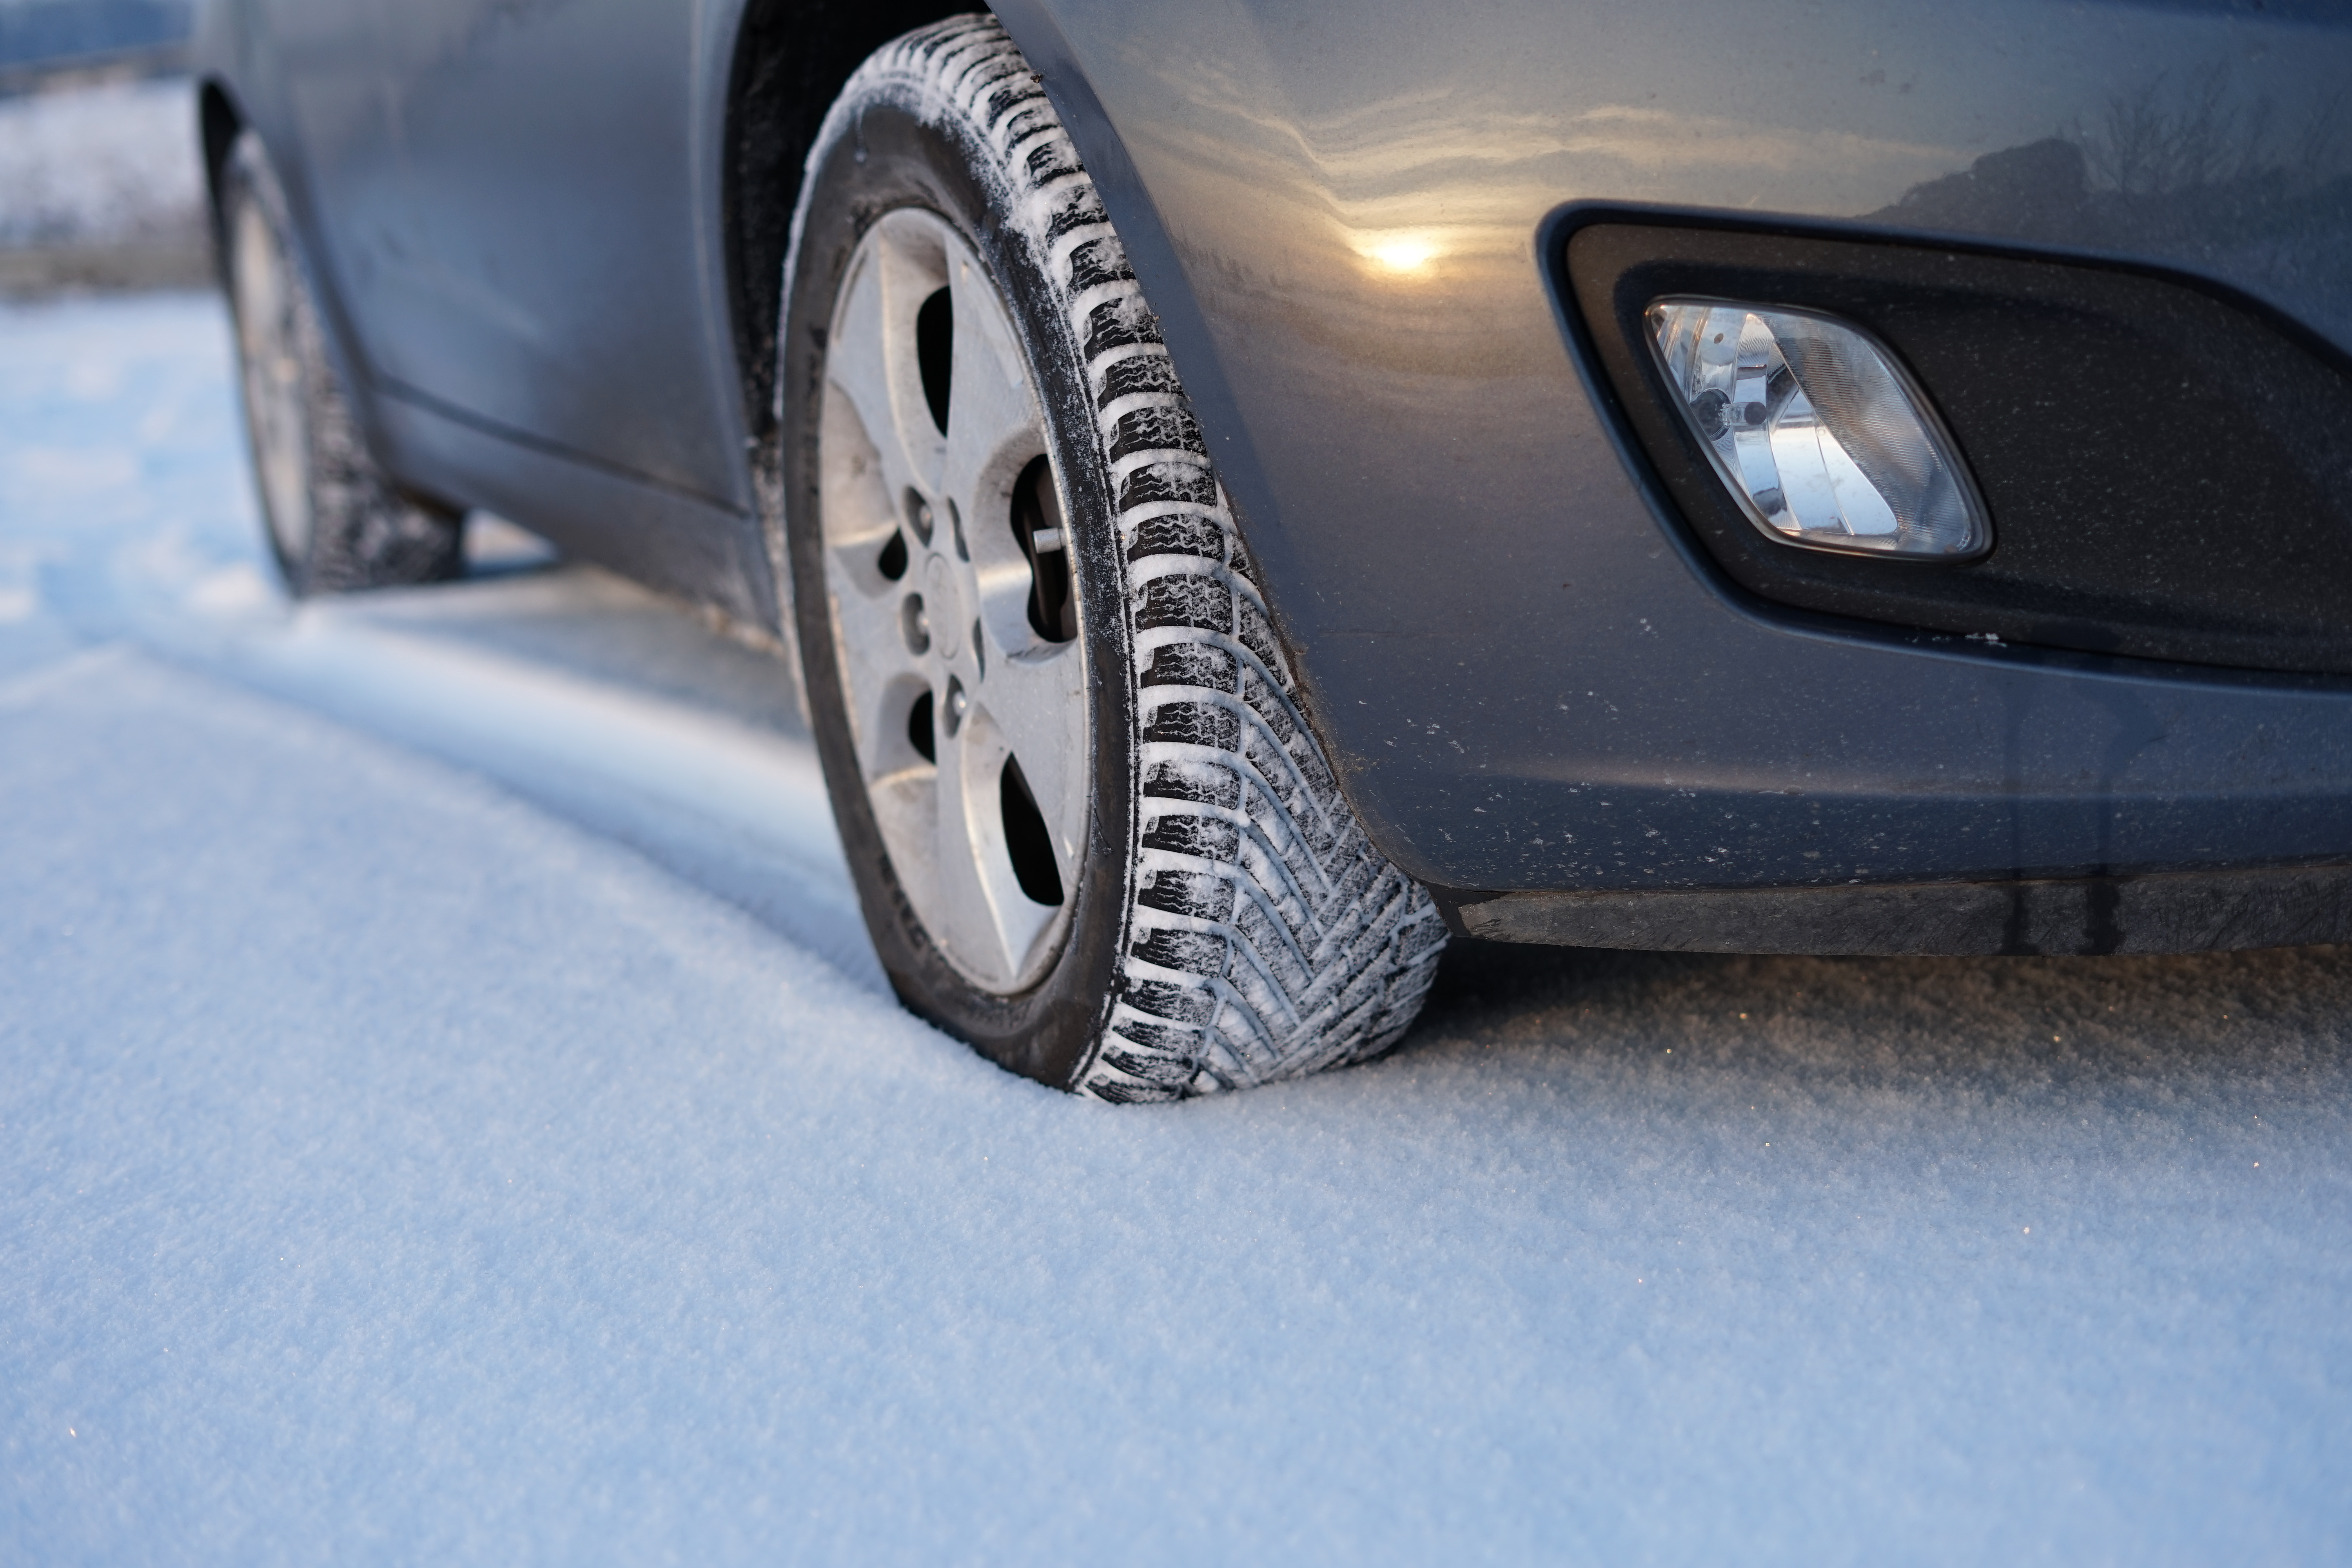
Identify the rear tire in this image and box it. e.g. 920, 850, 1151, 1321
780, 17, 1445, 1099
220, 130, 461, 597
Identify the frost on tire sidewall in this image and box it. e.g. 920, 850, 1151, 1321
220, 131, 461, 597
780, 16, 1446, 1100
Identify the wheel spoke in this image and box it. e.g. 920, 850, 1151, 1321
942, 702, 1062, 982
866, 762, 942, 927
819, 379, 932, 777
969, 636, 1087, 888
940, 250, 1044, 528
929, 709, 1023, 981
826, 223, 944, 502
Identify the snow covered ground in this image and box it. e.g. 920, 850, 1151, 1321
0, 73, 198, 249
0, 72, 205, 291
3, 292, 2350, 1564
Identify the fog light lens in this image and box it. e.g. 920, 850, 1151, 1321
1647, 298, 1989, 559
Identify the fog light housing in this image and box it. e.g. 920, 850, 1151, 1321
1647, 298, 1990, 560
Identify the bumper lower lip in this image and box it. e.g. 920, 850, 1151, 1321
1430, 862, 2352, 956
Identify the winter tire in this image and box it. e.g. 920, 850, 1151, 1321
779, 16, 1446, 1100
221, 130, 462, 597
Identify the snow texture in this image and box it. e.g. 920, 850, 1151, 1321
5, 293, 2352, 1563
0, 72, 200, 249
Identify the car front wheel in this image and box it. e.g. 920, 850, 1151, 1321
779, 17, 1445, 1099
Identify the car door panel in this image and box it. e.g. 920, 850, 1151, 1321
358, 0, 748, 510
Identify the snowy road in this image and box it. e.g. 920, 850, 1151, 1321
4, 294, 2350, 1564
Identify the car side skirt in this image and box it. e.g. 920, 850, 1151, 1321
1432, 864, 2352, 957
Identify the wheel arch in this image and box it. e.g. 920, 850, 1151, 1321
196, 77, 244, 262
719, 3, 1225, 443
720, 0, 978, 446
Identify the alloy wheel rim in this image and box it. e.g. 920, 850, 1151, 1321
230, 197, 314, 568
819, 207, 1090, 995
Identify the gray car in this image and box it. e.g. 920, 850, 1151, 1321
192, 0, 2352, 1099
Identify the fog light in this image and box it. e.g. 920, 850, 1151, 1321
1647, 298, 1989, 559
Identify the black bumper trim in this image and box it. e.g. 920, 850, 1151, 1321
1430, 864, 2352, 956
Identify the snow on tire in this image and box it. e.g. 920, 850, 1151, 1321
781, 16, 1446, 1100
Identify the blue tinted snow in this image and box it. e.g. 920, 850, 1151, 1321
3, 294, 2350, 1566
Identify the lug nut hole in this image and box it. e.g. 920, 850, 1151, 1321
907, 688, 935, 763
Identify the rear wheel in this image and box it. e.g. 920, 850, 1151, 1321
780, 17, 1446, 1098
220, 130, 461, 596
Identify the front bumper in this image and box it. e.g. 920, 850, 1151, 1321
1027, 0, 2352, 918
